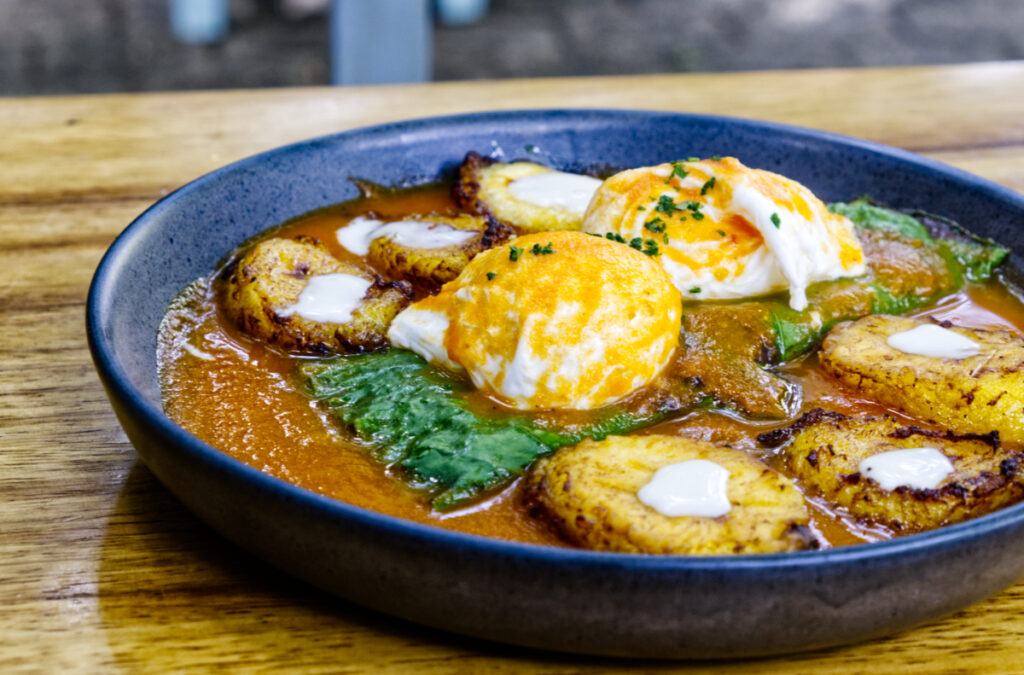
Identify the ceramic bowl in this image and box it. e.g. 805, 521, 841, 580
87, 110, 1024, 658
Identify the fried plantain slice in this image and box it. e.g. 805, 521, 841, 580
523, 434, 816, 554
453, 151, 601, 233
760, 410, 1024, 532
364, 213, 513, 289
221, 235, 412, 354
820, 314, 1024, 444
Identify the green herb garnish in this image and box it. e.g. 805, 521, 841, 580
655, 195, 684, 216
667, 162, 689, 183
644, 217, 667, 234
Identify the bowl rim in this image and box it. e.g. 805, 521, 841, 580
87, 107, 1024, 572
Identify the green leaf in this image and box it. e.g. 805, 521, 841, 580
298, 350, 663, 510
769, 312, 817, 362
938, 238, 1009, 283
869, 284, 926, 316
829, 198, 933, 242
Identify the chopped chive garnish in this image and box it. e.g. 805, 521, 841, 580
530, 242, 555, 255
486, 272, 496, 280
655, 195, 683, 215
770, 212, 781, 228
509, 245, 522, 261
637, 205, 646, 211
687, 156, 700, 162
644, 217, 667, 233
629, 237, 643, 251
643, 239, 660, 256
688, 286, 701, 294
716, 229, 726, 237
700, 177, 716, 195
666, 163, 689, 183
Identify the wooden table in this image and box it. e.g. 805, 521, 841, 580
4, 62, 1024, 672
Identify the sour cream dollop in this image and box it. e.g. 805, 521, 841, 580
886, 324, 982, 359
859, 447, 955, 491
336, 216, 477, 256
278, 273, 371, 324
508, 171, 603, 215
637, 459, 732, 517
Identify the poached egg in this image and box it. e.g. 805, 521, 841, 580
582, 157, 866, 310
388, 230, 682, 410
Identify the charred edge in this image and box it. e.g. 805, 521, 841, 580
889, 481, 969, 503
387, 278, 415, 302
1001, 453, 1024, 479
889, 425, 1000, 449
481, 213, 514, 248
757, 408, 848, 447
451, 151, 492, 215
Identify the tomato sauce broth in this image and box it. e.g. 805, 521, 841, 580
157, 184, 1024, 550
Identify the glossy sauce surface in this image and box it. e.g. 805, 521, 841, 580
158, 184, 1024, 550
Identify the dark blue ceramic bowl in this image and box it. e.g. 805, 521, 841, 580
87, 110, 1024, 659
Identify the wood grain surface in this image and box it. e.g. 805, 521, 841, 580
4, 62, 1024, 673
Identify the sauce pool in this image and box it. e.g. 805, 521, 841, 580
157, 183, 1024, 550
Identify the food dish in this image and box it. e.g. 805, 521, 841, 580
162, 151, 1015, 548
88, 110, 1024, 658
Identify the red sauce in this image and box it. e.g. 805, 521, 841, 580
157, 184, 1024, 549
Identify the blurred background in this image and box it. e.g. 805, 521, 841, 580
2, 0, 1022, 96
